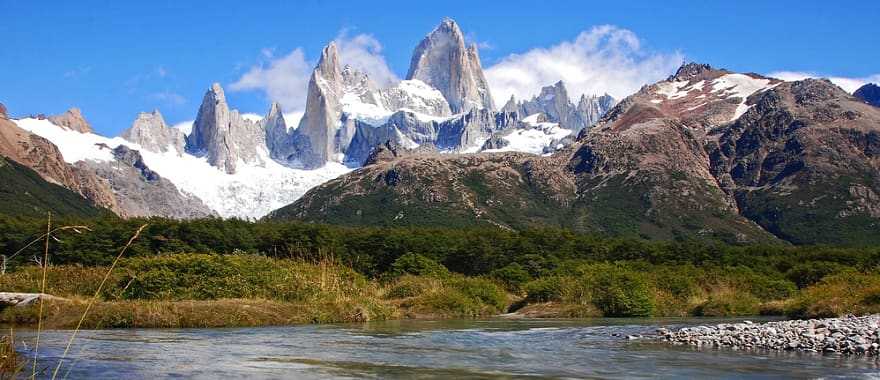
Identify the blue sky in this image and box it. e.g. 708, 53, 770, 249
2, 0, 878, 135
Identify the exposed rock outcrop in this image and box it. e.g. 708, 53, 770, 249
291, 43, 346, 168
273, 63, 880, 245
48, 108, 92, 133
121, 110, 186, 154
509, 81, 615, 132
186, 83, 267, 174
0, 113, 119, 212
82, 144, 215, 218
406, 18, 495, 113
263, 102, 292, 161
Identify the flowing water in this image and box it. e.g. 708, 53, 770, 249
14, 317, 880, 379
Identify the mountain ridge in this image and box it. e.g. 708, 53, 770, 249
269, 63, 880, 246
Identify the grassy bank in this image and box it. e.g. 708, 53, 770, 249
0, 253, 511, 328
2, 252, 878, 328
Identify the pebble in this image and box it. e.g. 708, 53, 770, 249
656, 315, 880, 356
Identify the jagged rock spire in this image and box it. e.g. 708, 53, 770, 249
121, 109, 186, 154
293, 42, 346, 168
48, 108, 92, 133
668, 62, 715, 82
406, 18, 495, 113
264, 101, 292, 160
186, 83, 267, 174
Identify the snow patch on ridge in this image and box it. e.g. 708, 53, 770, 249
710, 74, 777, 121
484, 113, 572, 155
14, 117, 351, 219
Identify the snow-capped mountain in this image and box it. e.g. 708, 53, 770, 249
5, 18, 616, 220
406, 17, 495, 113
273, 62, 880, 246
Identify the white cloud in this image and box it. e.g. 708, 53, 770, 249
333, 31, 399, 87
171, 120, 194, 135
485, 25, 684, 103
766, 71, 880, 94
230, 32, 399, 116
230, 48, 313, 113
283, 112, 304, 131
241, 113, 263, 122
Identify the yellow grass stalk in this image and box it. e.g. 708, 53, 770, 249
31, 212, 51, 380
50, 224, 147, 380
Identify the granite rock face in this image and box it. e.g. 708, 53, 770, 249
121, 110, 186, 154
290, 43, 346, 168
186, 83, 268, 174
406, 18, 494, 113
48, 108, 92, 133
509, 81, 615, 132
82, 144, 215, 218
262, 102, 292, 161
0, 109, 119, 213
275, 63, 880, 245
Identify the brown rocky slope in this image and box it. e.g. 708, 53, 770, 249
270, 64, 880, 245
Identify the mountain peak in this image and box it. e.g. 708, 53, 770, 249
668, 62, 714, 82
406, 18, 494, 113
436, 17, 462, 35
268, 101, 282, 116
121, 108, 186, 154
209, 83, 227, 103
317, 42, 341, 78
0, 103, 6, 119
48, 107, 92, 133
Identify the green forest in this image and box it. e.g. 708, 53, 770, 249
1, 214, 879, 328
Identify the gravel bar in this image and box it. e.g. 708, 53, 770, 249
656, 315, 880, 355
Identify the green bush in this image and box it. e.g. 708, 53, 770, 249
490, 263, 531, 292
383, 275, 436, 299
525, 276, 566, 302
589, 266, 655, 317
387, 253, 449, 279
694, 289, 760, 316
785, 261, 846, 288
448, 277, 507, 312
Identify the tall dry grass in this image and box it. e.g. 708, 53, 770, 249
0, 329, 21, 380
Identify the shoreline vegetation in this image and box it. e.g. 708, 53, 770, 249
0, 251, 878, 329
0, 215, 878, 330
0, 217, 878, 377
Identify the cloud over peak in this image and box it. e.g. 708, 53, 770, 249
766, 71, 880, 94
485, 25, 684, 103
230, 32, 398, 114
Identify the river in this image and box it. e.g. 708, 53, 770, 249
14, 317, 880, 379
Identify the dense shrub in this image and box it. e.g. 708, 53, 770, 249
490, 263, 531, 292
524, 276, 567, 303
387, 253, 449, 279
588, 265, 655, 317
786, 272, 880, 318
785, 261, 847, 288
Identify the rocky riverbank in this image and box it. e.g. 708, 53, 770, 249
657, 315, 880, 355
